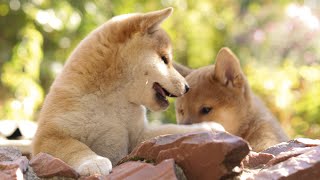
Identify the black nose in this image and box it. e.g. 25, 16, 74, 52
184, 84, 190, 93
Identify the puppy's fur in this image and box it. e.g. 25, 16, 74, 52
175, 47, 288, 152
32, 8, 223, 176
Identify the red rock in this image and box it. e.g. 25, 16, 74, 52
266, 147, 315, 166
30, 152, 79, 178
80, 174, 102, 180
81, 159, 179, 180
295, 138, 320, 146
0, 167, 24, 180
0, 171, 16, 179
111, 159, 178, 180
0, 147, 22, 161
0, 156, 29, 172
0, 156, 28, 179
120, 131, 250, 180
262, 138, 320, 156
242, 151, 274, 168
0, 147, 30, 179
254, 146, 320, 180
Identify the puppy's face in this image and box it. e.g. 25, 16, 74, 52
175, 48, 251, 135
117, 8, 188, 111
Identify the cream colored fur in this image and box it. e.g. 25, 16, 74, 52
32, 8, 224, 176
175, 47, 288, 152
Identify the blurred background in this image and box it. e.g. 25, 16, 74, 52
0, 0, 319, 139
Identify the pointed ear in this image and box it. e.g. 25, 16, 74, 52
213, 47, 245, 88
173, 62, 194, 77
140, 7, 173, 33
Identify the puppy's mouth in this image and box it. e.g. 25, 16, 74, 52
153, 82, 177, 107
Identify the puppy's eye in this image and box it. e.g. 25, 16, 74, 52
200, 107, 212, 115
161, 56, 168, 64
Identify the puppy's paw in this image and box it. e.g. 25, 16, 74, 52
76, 156, 112, 176
198, 122, 225, 132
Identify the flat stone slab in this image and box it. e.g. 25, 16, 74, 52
262, 138, 320, 156
2, 135, 320, 180
254, 146, 320, 180
29, 152, 79, 178
120, 131, 250, 180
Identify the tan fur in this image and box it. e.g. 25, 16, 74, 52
175, 47, 288, 152
32, 8, 224, 176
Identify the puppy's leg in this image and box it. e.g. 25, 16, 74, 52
33, 134, 112, 176
247, 132, 282, 152
139, 122, 225, 143
245, 123, 288, 152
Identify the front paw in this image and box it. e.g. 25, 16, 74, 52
76, 156, 112, 176
198, 122, 225, 132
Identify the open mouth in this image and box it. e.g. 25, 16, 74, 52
153, 82, 177, 107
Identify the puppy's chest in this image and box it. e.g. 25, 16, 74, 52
78, 93, 145, 136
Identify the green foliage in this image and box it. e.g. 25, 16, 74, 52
0, 0, 319, 138
1, 23, 43, 120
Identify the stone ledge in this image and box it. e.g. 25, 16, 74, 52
1, 133, 320, 180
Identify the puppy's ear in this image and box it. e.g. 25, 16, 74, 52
213, 47, 245, 89
173, 62, 193, 77
141, 7, 173, 33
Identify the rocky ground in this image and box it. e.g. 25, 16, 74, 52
1, 131, 320, 180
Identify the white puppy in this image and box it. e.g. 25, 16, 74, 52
32, 7, 224, 176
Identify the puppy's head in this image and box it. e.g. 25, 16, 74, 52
175, 48, 252, 135
112, 8, 188, 111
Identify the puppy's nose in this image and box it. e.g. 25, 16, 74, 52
184, 84, 190, 94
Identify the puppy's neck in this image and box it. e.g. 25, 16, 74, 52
238, 94, 274, 138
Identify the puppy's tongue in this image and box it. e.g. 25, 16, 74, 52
153, 83, 166, 97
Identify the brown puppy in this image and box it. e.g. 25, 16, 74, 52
175, 47, 288, 152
